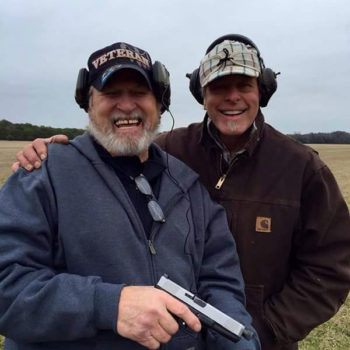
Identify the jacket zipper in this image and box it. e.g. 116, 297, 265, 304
148, 192, 185, 255
215, 173, 227, 189
215, 155, 240, 189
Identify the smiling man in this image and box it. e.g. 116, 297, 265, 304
201, 74, 259, 152
0, 42, 260, 349
198, 40, 261, 148
156, 35, 350, 350
87, 69, 160, 162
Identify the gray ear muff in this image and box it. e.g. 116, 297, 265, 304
259, 68, 278, 107
75, 68, 90, 112
186, 69, 203, 105
152, 61, 171, 113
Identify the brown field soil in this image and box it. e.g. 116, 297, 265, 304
308, 144, 350, 206
0, 141, 349, 349
0, 141, 29, 185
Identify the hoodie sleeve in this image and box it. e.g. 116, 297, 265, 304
0, 168, 123, 342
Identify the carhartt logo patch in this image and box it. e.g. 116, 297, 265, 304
256, 216, 271, 233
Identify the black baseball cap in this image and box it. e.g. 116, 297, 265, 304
87, 42, 153, 91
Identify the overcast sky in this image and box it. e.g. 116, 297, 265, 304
1, 0, 349, 134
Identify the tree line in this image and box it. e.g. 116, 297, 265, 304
0, 120, 85, 141
0, 119, 350, 143
288, 131, 350, 144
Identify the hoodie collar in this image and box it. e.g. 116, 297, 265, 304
70, 132, 200, 194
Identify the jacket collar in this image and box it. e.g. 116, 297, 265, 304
200, 111, 265, 159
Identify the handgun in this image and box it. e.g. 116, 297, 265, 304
156, 275, 254, 343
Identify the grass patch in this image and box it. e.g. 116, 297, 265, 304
299, 297, 350, 350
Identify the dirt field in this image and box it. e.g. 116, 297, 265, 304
308, 144, 350, 206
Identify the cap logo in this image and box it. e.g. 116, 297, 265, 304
217, 48, 233, 69
91, 48, 150, 70
101, 65, 121, 84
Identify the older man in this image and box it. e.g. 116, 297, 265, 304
0, 42, 260, 349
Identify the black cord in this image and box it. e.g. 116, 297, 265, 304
163, 109, 189, 197
159, 83, 187, 198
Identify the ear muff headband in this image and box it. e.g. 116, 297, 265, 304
187, 34, 278, 107
75, 62, 171, 114
205, 34, 261, 56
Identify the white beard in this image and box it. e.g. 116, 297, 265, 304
226, 119, 238, 133
87, 110, 159, 156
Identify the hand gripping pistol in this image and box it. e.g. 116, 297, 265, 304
156, 275, 254, 342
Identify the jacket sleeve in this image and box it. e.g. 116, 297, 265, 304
264, 163, 350, 343
193, 184, 261, 350
0, 168, 123, 342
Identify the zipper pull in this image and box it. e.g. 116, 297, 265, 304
148, 240, 157, 255
215, 173, 227, 189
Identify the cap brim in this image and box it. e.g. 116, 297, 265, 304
202, 66, 259, 87
92, 63, 153, 91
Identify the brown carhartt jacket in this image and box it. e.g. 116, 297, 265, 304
156, 112, 350, 350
